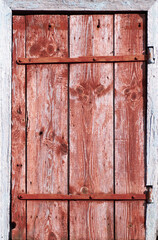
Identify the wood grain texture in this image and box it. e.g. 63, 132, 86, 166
115, 14, 146, 239
115, 201, 145, 240
5, 0, 156, 11
27, 65, 68, 194
69, 15, 114, 239
69, 64, 113, 195
0, 0, 157, 237
26, 15, 68, 238
70, 14, 113, 194
12, 16, 26, 240
27, 201, 67, 240
0, 1, 11, 239
70, 201, 114, 240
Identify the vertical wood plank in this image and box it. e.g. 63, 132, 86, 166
115, 201, 145, 240
115, 14, 146, 239
70, 201, 113, 240
12, 15, 26, 240
69, 63, 113, 194
26, 15, 68, 238
69, 15, 114, 239
27, 201, 67, 240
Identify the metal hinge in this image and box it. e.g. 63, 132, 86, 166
147, 46, 155, 64
146, 185, 153, 203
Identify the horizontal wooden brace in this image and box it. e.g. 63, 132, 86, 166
17, 55, 147, 65
18, 193, 147, 201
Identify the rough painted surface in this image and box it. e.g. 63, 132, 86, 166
70, 201, 113, 240
115, 201, 145, 239
5, 0, 156, 11
12, 15, 26, 239
69, 15, 114, 238
69, 63, 113, 194
115, 14, 146, 239
146, 2, 158, 239
70, 15, 113, 194
11, 13, 151, 240
27, 201, 67, 240
0, 1, 157, 238
0, 0, 11, 239
26, 15, 68, 238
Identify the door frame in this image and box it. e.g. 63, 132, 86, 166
0, 1, 158, 239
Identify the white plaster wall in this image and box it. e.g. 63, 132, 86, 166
146, 2, 158, 239
5, 0, 157, 11
0, 0, 11, 239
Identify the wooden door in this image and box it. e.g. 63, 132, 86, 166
12, 13, 146, 240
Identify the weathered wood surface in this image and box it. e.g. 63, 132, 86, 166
146, 2, 158, 239
12, 15, 26, 240
26, 15, 68, 238
27, 201, 67, 240
69, 15, 114, 238
115, 201, 145, 239
0, 1, 11, 239
17, 55, 147, 64
70, 201, 113, 240
0, 0, 158, 238
5, 0, 156, 11
115, 14, 146, 239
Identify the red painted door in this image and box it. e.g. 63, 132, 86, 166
12, 13, 146, 239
